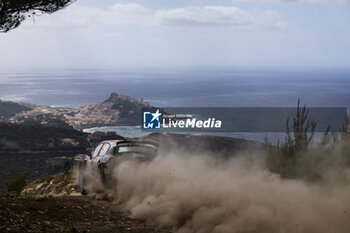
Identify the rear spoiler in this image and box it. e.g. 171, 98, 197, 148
118, 139, 159, 147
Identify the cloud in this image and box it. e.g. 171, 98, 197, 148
19, 3, 287, 31
155, 6, 255, 27
18, 3, 151, 31
155, 6, 288, 30
101, 3, 152, 25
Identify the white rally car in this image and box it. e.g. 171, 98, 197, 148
75, 139, 158, 194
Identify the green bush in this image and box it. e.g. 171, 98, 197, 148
265, 100, 316, 178
264, 100, 349, 181
5, 174, 27, 194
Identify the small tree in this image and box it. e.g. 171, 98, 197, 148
341, 115, 350, 140
341, 115, 350, 164
265, 99, 317, 178
265, 102, 350, 180
282, 99, 317, 154
5, 174, 27, 194
0, 0, 76, 32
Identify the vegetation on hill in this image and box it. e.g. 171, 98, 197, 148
0, 120, 126, 193
264, 100, 350, 181
5, 174, 26, 194
0, 121, 89, 152
0, 100, 32, 121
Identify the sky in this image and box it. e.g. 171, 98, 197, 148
0, 0, 350, 70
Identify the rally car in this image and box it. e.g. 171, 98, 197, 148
75, 139, 158, 194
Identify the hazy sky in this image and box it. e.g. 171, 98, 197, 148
0, 0, 349, 70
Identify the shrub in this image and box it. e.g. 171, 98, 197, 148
265, 100, 317, 178
264, 99, 349, 181
5, 174, 27, 194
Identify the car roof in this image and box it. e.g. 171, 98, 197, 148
100, 139, 159, 147
100, 140, 124, 146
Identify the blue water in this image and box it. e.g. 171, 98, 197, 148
1, 68, 349, 109
1, 68, 349, 143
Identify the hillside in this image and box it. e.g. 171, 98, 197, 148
0, 100, 32, 121
0, 121, 124, 193
16, 174, 168, 232
72, 92, 151, 128
3, 132, 265, 233
8, 93, 151, 128
0, 121, 88, 152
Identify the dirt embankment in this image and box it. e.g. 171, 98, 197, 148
0, 173, 169, 233
0, 195, 168, 233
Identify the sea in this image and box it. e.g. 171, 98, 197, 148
1, 68, 349, 143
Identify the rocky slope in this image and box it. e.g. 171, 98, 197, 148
71, 93, 150, 128
0, 172, 170, 233
0, 195, 168, 233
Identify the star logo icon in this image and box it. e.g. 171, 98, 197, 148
143, 109, 162, 129
151, 109, 162, 122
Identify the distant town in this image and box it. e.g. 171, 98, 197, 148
1, 93, 151, 129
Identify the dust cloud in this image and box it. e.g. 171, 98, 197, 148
106, 149, 350, 233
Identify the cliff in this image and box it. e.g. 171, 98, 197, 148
71, 92, 150, 128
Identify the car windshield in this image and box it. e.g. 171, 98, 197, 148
118, 145, 156, 155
